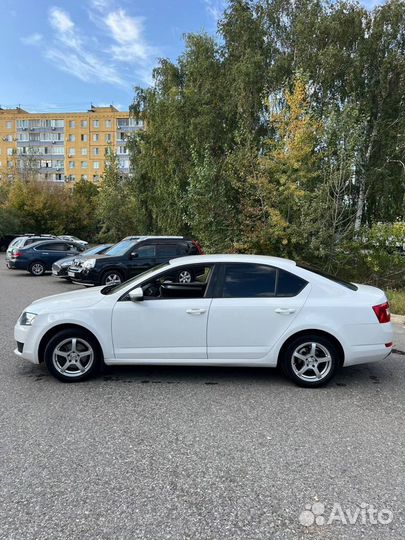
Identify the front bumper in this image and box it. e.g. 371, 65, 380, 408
14, 322, 42, 364
68, 267, 99, 285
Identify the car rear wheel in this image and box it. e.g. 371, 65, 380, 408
29, 262, 45, 276
176, 269, 194, 283
44, 329, 100, 382
102, 270, 123, 286
280, 334, 339, 388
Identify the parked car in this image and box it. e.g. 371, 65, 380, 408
67, 236, 204, 286
58, 235, 88, 247
7, 239, 85, 276
52, 244, 112, 279
14, 254, 393, 386
6, 234, 56, 262
0, 234, 19, 252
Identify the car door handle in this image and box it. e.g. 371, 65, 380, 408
274, 308, 296, 315
186, 308, 207, 315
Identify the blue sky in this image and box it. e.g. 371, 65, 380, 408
1, 0, 383, 113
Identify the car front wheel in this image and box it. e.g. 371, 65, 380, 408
280, 334, 339, 388
102, 270, 123, 286
44, 329, 101, 382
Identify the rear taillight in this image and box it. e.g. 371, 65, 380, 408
192, 240, 204, 255
13, 251, 22, 258
372, 302, 391, 323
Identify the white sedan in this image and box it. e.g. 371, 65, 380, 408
14, 254, 393, 387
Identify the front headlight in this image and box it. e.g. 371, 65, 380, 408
82, 258, 96, 269
20, 312, 37, 326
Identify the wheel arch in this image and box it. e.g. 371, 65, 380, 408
38, 323, 104, 364
277, 329, 345, 368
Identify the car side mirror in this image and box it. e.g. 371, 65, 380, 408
128, 287, 144, 302
130, 252, 138, 259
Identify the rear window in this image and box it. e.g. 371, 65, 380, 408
298, 264, 358, 291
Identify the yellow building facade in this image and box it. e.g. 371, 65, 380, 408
0, 105, 143, 183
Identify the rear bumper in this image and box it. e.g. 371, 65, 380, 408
343, 322, 394, 366
7, 260, 26, 270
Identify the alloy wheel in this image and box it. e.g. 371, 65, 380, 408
291, 341, 333, 382
104, 273, 122, 286
178, 270, 192, 283
31, 263, 44, 275
52, 337, 94, 379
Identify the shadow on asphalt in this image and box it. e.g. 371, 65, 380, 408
16, 356, 401, 390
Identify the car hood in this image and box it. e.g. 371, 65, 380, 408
29, 286, 104, 313
54, 255, 81, 267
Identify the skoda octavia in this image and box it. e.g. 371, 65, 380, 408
14, 255, 393, 387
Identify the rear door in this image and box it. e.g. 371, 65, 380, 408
207, 263, 310, 362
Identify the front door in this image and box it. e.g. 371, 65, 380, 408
207, 263, 310, 362
126, 244, 157, 278
111, 263, 214, 362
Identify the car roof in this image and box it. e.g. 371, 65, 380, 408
168, 254, 296, 268
123, 236, 187, 241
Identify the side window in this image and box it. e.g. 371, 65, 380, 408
156, 244, 177, 258
139, 265, 213, 300
276, 269, 307, 297
222, 264, 277, 298
46, 243, 69, 251
136, 245, 156, 258
35, 243, 54, 251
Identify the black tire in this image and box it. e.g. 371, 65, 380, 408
176, 268, 195, 283
29, 261, 45, 276
101, 270, 123, 286
44, 328, 101, 382
280, 334, 340, 388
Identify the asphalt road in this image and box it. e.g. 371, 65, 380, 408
0, 254, 404, 540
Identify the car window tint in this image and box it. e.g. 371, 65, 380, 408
156, 244, 177, 258
141, 264, 213, 299
222, 264, 277, 298
105, 239, 137, 257
276, 269, 307, 297
37, 242, 66, 251
136, 245, 156, 258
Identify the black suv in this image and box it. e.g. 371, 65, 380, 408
67, 236, 204, 286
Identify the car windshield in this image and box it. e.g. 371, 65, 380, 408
298, 264, 358, 291
104, 239, 138, 257
82, 245, 107, 256
101, 263, 170, 295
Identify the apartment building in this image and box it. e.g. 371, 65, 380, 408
0, 105, 143, 183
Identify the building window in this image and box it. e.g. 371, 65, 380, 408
69, 120, 75, 128
81, 174, 88, 181
69, 161, 75, 169
105, 119, 112, 128
81, 161, 88, 168
81, 134, 88, 142
81, 120, 88, 128
93, 174, 100, 182
7, 161, 13, 168
93, 161, 99, 169
105, 133, 111, 143
81, 148, 88, 156
93, 147, 99, 156
68, 134, 75, 142
69, 148, 75, 156
93, 133, 99, 142
6, 121, 13, 129
7, 148, 13, 156
93, 119, 99, 128
56, 173, 63, 181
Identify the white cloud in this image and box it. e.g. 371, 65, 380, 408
105, 9, 151, 62
20, 3, 157, 88
21, 33, 43, 45
204, 0, 227, 22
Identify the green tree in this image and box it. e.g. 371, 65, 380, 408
96, 148, 138, 242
